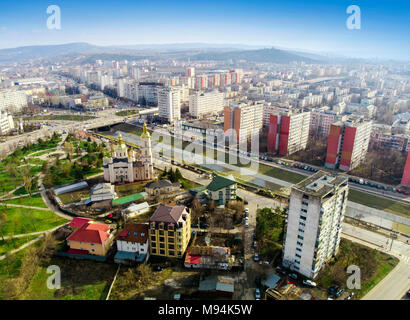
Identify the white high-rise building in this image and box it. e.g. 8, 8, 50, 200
0, 112, 15, 135
158, 87, 181, 123
189, 90, 225, 118
0, 90, 27, 113
282, 171, 348, 279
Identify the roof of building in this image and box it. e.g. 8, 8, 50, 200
54, 181, 88, 195
112, 192, 145, 206
292, 171, 348, 198
198, 276, 234, 293
149, 205, 187, 224
117, 223, 149, 243
206, 174, 236, 192
69, 217, 94, 229
67, 222, 111, 244
117, 223, 148, 243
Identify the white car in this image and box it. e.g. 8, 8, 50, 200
303, 280, 317, 287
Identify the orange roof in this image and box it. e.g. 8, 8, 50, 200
69, 217, 94, 229
67, 222, 111, 244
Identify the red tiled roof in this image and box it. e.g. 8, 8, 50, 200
184, 249, 202, 264
67, 222, 111, 244
69, 217, 94, 229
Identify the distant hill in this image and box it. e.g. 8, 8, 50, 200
190, 48, 320, 63
0, 43, 322, 64
0, 42, 102, 62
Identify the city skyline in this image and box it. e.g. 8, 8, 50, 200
0, 0, 409, 60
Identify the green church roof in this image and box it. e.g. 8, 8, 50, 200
206, 175, 236, 192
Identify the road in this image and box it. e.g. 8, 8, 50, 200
342, 224, 410, 300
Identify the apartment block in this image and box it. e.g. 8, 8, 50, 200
0, 90, 27, 112
158, 86, 181, 123
267, 111, 311, 156
189, 90, 225, 118
0, 112, 15, 135
401, 151, 410, 187
149, 205, 191, 258
282, 171, 349, 279
325, 120, 372, 171
224, 102, 263, 144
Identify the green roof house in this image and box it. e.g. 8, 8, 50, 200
206, 174, 237, 205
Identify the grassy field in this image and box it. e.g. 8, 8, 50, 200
0, 207, 66, 236
2, 194, 48, 208
115, 110, 139, 117
58, 189, 90, 205
315, 239, 399, 299
0, 235, 39, 255
22, 257, 117, 300
115, 182, 145, 197
26, 115, 96, 121
348, 189, 410, 218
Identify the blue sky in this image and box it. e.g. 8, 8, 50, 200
0, 0, 409, 60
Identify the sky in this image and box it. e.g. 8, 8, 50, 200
0, 0, 409, 60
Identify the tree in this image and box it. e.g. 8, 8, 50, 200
63, 142, 74, 160
20, 167, 34, 196
191, 198, 203, 224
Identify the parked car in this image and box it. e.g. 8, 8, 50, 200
289, 273, 298, 280
253, 232, 257, 240
254, 288, 261, 300
245, 212, 249, 218
328, 285, 339, 296
344, 292, 354, 300
253, 241, 257, 248
173, 293, 181, 300
335, 288, 344, 298
303, 280, 317, 287
255, 276, 261, 286
253, 253, 259, 262
244, 200, 249, 205
245, 219, 249, 228
263, 260, 270, 265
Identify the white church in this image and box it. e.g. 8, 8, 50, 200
103, 123, 154, 183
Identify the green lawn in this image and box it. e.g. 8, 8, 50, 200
0, 235, 39, 255
25, 115, 96, 121
58, 190, 90, 205
116, 183, 145, 197
115, 110, 139, 117
27, 148, 57, 157
348, 189, 410, 218
22, 257, 117, 300
2, 194, 48, 208
316, 239, 399, 299
0, 207, 66, 236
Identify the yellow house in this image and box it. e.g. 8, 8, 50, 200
66, 222, 114, 256
149, 205, 191, 258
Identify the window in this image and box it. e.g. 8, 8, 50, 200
168, 244, 175, 250
295, 259, 300, 265
295, 254, 301, 259
134, 232, 139, 237
151, 236, 156, 241
298, 228, 304, 233
160, 243, 165, 248
90, 243, 94, 246
301, 209, 307, 213
152, 249, 156, 254
141, 233, 145, 237
302, 201, 308, 206
297, 235, 304, 240
299, 221, 305, 227
297, 241, 303, 247
168, 231, 174, 237
159, 230, 164, 235
168, 237, 174, 243
151, 242, 156, 248
159, 237, 165, 242
296, 247, 302, 252
169, 250, 175, 256
159, 250, 165, 255
303, 194, 309, 200
300, 215, 306, 221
